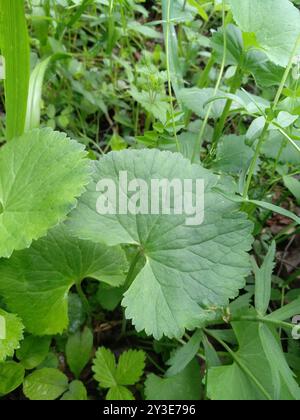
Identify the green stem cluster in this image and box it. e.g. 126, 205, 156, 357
243, 33, 300, 198
212, 66, 243, 148
191, 0, 227, 163
165, 0, 180, 152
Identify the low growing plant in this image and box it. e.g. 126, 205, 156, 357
0, 0, 299, 401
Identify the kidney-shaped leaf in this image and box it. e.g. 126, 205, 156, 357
0, 128, 91, 258
67, 150, 253, 339
0, 224, 128, 335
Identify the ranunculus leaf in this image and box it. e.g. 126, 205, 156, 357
67, 150, 253, 339
0, 128, 91, 258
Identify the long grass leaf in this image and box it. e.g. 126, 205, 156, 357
25, 54, 69, 131
0, 0, 30, 140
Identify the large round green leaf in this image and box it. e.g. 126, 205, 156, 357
67, 150, 253, 339
0, 128, 91, 258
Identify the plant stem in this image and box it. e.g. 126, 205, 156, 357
125, 250, 142, 288
243, 122, 269, 198
237, 316, 293, 331
76, 281, 90, 313
198, 55, 216, 89
165, 0, 180, 152
206, 314, 294, 331
191, 0, 227, 163
211, 66, 242, 149
185, 55, 216, 127
273, 34, 300, 110
147, 354, 166, 374
243, 34, 300, 196
120, 308, 127, 337
204, 329, 273, 400
145, 112, 152, 131
177, 336, 206, 362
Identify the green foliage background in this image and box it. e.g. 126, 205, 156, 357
0, 0, 299, 401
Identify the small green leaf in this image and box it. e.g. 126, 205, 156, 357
283, 176, 300, 205
61, 380, 88, 401
249, 200, 300, 225
25, 54, 68, 131
0, 362, 25, 396
116, 350, 146, 386
166, 330, 203, 377
92, 347, 117, 389
0, 128, 91, 258
161, 0, 184, 97
66, 327, 93, 378
38, 352, 59, 370
262, 131, 300, 166
212, 24, 244, 66
275, 112, 298, 129
93, 347, 146, 400
97, 284, 125, 311
245, 50, 284, 88
217, 192, 300, 226
178, 88, 226, 119
207, 320, 300, 400
110, 133, 127, 152
0, 308, 24, 362
246, 117, 266, 144
254, 241, 276, 316
259, 324, 300, 400
213, 135, 255, 174
23, 368, 69, 401
16, 336, 51, 370
187, 0, 208, 21
129, 86, 169, 124
127, 21, 163, 39
203, 335, 221, 369
267, 298, 300, 322
25, 57, 52, 131
145, 360, 202, 400
68, 293, 86, 334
